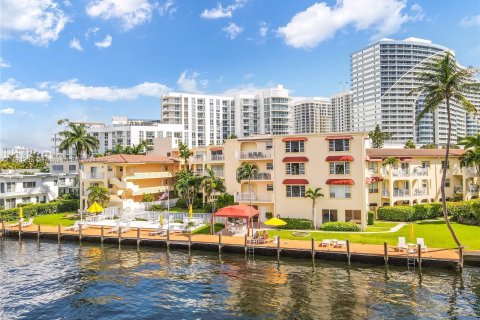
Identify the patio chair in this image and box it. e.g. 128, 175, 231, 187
65, 221, 88, 232
148, 225, 167, 236
21, 217, 34, 227
108, 221, 122, 233
122, 222, 132, 233
334, 240, 346, 248
320, 239, 332, 247
271, 235, 279, 245
397, 237, 408, 251
416, 238, 428, 252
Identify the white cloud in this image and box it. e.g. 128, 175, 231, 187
259, 22, 268, 37
69, 37, 83, 51
0, 58, 10, 68
158, 0, 176, 16
0, 79, 51, 102
86, 0, 156, 31
278, 0, 424, 49
177, 70, 202, 93
95, 35, 112, 48
52, 79, 170, 101
223, 22, 243, 39
85, 26, 100, 39
0, 0, 68, 46
459, 15, 480, 28
221, 83, 262, 95
201, 0, 246, 19
0, 108, 15, 115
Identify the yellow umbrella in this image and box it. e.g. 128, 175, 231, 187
409, 223, 414, 242
264, 217, 287, 227
189, 204, 193, 219
18, 207, 23, 220
87, 201, 104, 213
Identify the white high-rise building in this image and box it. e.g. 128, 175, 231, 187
331, 91, 352, 132
1, 146, 50, 162
465, 87, 480, 136
292, 97, 332, 133
262, 85, 291, 135
351, 37, 472, 146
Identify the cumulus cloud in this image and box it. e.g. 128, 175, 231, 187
0, 108, 15, 115
0, 58, 10, 68
86, 0, 156, 31
95, 35, 112, 48
201, 0, 246, 19
177, 70, 203, 93
69, 37, 83, 51
223, 22, 243, 39
278, 0, 424, 49
52, 79, 170, 101
0, 79, 51, 102
158, 0, 176, 16
0, 0, 68, 46
85, 26, 100, 39
459, 15, 480, 28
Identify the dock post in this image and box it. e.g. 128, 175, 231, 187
37, 224, 41, 241
417, 244, 422, 269
459, 246, 464, 269
79, 224, 82, 242
1, 221, 5, 238
244, 234, 247, 256
188, 231, 192, 252
346, 240, 351, 265
384, 242, 388, 265
118, 227, 122, 244
101, 226, 104, 244
167, 231, 170, 249
58, 224, 61, 243
18, 219, 22, 240
277, 236, 281, 261
311, 238, 315, 264
218, 233, 222, 254
136, 228, 141, 246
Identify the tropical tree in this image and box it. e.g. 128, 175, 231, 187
59, 123, 99, 160
410, 51, 478, 249
460, 147, 480, 178
382, 156, 399, 167
215, 193, 235, 210
305, 187, 324, 229
420, 143, 438, 149
369, 124, 393, 148
458, 133, 480, 149
178, 142, 192, 170
236, 163, 259, 235
86, 185, 110, 206
201, 168, 225, 212
174, 169, 204, 209
23, 152, 49, 172
404, 139, 416, 149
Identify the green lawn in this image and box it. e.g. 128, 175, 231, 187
32, 212, 77, 226
268, 221, 480, 250
364, 221, 399, 232
193, 223, 225, 235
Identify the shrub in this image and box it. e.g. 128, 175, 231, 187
142, 193, 154, 202
203, 202, 212, 213
0, 199, 79, 221
265, 212, 273, 219
175, 198, 188, 209
150, 204, 164, 212
377, 206, 416, 221
368, 211, 375, 225
320, 222, 361, 232
276, 218, 312, 230
449, 199, 480, 226
193, 197, 203, 209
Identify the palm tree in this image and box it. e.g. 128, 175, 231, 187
236, 163, 259, 235
174, 169, 204, 209
460, 148, 480, 178
130, 140, 150, 155
86, 185, 110, 206
215, 192, 235, 209
305, 187, 324, 229
410, 51, 478, 249
458, 133, 480, 149
382, 156, 399, 167
59, 123, 99, 160
202, 168, 225, 212
178, 142, 192, 170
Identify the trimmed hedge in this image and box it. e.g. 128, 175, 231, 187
368, 211, 375, 225
0, 199, 79, 221
276, 218, 312, 230
320, 222, 361, 232
378, 206, 416, 221
449, 199, 480, 226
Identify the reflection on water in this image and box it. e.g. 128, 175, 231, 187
0, 238, 479, 319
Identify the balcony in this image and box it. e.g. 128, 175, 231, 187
235, 192, 272, 203
58, 181, 76, 187
412, 188, 428, 196
392, 169, 409, 177
82, 172, 105, 179
210, 154, 224, 161
126, 172, 173, 179
237, 151, 272, 160
239, 172, 272, 181
190, 155, 206, 163
132, 186, 169, 196
382, 190, 390, 197
411, 167, 428, 176
393, 189, 410, 197
2, 187, 50, 196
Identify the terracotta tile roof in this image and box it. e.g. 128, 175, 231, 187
366, 148, 464, 158
82, 154, 178, 164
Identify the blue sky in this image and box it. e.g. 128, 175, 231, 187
0, 0, 479, 151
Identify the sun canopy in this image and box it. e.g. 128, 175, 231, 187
214, 205, 259, 218
87, 202, 104, 213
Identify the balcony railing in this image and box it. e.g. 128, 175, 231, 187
190, 155, 206, 163
82, 172, 105, 179
382, 190, 390, 197
393, 189, 410, 197
210, 154, 224, 161
126, 172, 173, 179
412, 167, 428, 176
238, 172, 272, 181
237, 151, 272, 160
412, 188, 427, 196
2, 187, 50, 196
235, 192, 272, 202
392, 169, 409, 177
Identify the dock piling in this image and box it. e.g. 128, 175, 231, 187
79, 224, 83, 242
118, 227, 122, 244
311, 238, 315, 263
18, 219, 22, 240
346, 240, 351, 265
384, 242, 388, 265
167, 231, 170, 249
1, 221, 5, 238
101, 226, 104, 244
136, 228, 141, 246
188, 231, 192, 252
277, 236, 281, 261
417, 244, 422, 269
37, 224, 41, 241
459, 246, 464, 269
58, 224, 61, 243
218, 233, 222, 254
244, 234, 247, 256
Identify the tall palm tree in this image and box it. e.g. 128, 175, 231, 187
236, 163, 259, 235
178, 142, 192, 170
305, 187, 324, 229
460, 148, 480, 178
410, 51, 478, 249
202, 168, 225, 212
87, 185, 110, 206
130, 140, 150, 155
59, 123, 99, 160
458, 133, 480, 149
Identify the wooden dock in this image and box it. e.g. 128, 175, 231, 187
1, 223, 476, 269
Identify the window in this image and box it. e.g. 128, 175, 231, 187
267, 184, 274, 191
286, 185, 305, 197
345, 210, 362, 222
22, 197, 31, 203
330, 185, 351, 198
329, 162, 350, 174
22, 181, 36, 189
286, 163, 305, 175
421, 161, 430, 168
52, 165, 63, 172
54, 180, 58, 186
69, 165, 76, 172
285, 141, 304, 153
329, 139, 350, 151
322, 209, 338, 222
369, 182, 378, 193
266, 163, 273, 170
445, 178, 450, 187
266, 142, 273, 150
368, 162, 378, 173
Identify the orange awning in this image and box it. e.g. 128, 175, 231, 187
325, 155, 354, 161
210, 147, 223, 151
283, 179, 309, 185
282, 156, 309, 162
326, 179, 355, 185
282, 137, 308, 142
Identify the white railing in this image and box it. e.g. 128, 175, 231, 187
82, 172, 105, 179
210, 154, 224, 161
412, 167, 428, 176
132, 186, 169, 196
238, 172, 272, 181
190, 155, 206, 163
2, 187, 50, 196
392, 169, 409, 177
235, 192, 272, 202
58, 181, 76, 187
382, 190, 390, 197
237, 151, 272, 160
393, 189, 410, 197
412, 188, 427, 196
127, 172, 173, 179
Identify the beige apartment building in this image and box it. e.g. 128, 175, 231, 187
80, 154, 179, 210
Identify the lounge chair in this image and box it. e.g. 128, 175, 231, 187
334, 240, 346, 248
397, 236, 408, 251
271, 236, 279, 245
64, 221, 88, 232
149, 225, 167, 236
21, 218, 34, 227
416, 238, 428, 252
320, 239, 332, 247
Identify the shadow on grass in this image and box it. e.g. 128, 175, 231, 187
417, 220, 446, 225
